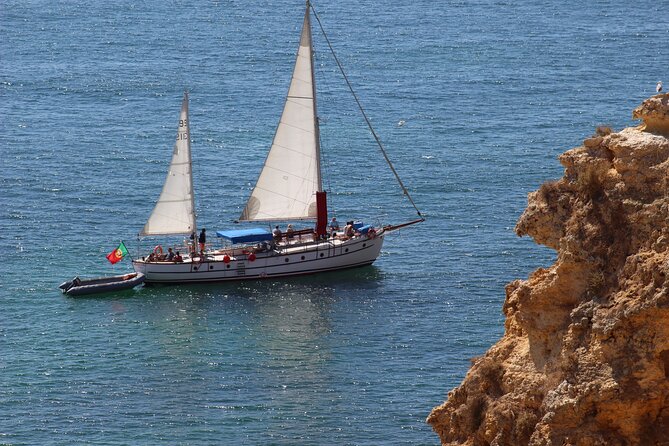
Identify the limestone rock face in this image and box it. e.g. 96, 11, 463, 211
427, 94, 669, 445
633, 93, 669, 135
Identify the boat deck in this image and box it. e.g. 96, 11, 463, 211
137, 234, 364, 265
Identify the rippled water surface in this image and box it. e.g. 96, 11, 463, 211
1, 0, 666, 444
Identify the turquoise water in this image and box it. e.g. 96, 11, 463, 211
1, 0, 666, 444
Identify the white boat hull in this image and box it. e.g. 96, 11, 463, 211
132, 234, 384, 284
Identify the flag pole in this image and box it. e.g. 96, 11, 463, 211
121, 240, 134, 262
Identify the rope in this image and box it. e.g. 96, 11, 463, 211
309, 3, 423, 220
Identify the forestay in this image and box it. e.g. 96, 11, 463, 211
140, 91, 197, 236
239, 7, 322, 222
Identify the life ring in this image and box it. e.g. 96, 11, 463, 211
154, 245, 163, 255
223, 254, 231, 264
248, 253, 256, 262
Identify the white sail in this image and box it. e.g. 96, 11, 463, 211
240, 6, 322, 222
140, 92, 197, 236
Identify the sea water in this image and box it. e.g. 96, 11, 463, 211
0, 0, 665, 444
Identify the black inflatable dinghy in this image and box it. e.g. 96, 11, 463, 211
59, 272, 145, 296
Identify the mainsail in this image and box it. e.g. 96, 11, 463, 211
140, 91, 197, 236
239, 6, 322, 222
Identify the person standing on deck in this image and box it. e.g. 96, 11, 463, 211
198, 228, 206, 252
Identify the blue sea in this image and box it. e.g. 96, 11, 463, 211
1, 0, 666, 444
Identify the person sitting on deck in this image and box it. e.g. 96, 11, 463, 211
329, 217, 340, 238
166, 247, 175, 261
273, 225, 282, 242
173, 251, 183, 262
286, 224, 294, 241
330, 217, 339, 231
343, 221, 356, 239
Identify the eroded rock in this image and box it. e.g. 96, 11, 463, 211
428, 94, 669, 445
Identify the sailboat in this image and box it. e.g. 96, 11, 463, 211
132, 1, 423, 284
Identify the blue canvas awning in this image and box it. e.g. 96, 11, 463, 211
216, 228, 273, 244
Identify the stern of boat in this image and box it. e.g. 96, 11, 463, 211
132, 259, 147, 275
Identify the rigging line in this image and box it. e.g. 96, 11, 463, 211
313, 42, 335, 205
318, 116, 333, 197
309, 3, 424, 219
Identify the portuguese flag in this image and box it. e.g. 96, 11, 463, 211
106, 241, 129, 264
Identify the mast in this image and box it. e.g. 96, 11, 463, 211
307, 0, 322, 192
185, 91, 197, 239
307, 0, 328, 237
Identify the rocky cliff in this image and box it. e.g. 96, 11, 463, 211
428, 94, 669, 446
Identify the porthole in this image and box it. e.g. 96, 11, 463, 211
226, 264, 230, 269
301, 256, 305, 260
345, 248, 349, 253
285, 258, 290, 262
193, 266, 198, 271
363, 243, 366, 247
320, 253, 324, 258
210, 265, 214, 270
